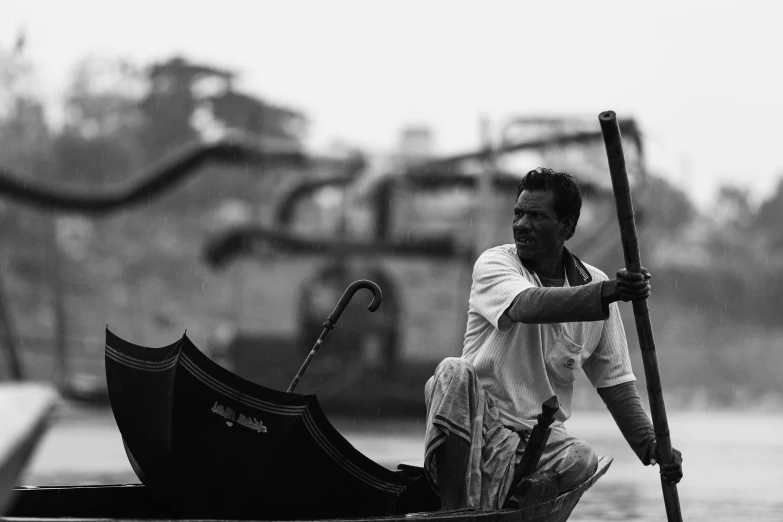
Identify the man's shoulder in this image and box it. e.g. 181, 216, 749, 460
474, 244, 535, 281
477, 244, 519, 266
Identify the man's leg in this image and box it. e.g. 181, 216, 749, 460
435, 434, 469, 510
424, 358, 521, 510
533, 430, 599, 492
423, 358, 480, 510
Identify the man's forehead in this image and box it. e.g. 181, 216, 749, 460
515, 189, 556, 208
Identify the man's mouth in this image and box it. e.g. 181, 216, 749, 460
515, 237, 535, 245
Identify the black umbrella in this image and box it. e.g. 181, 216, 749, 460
105, 281, 414, 520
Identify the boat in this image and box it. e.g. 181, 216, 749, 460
2, 282, 613, 521
0, 383, 58, 515
5, 458, 611, 522
2, 329, 612, 521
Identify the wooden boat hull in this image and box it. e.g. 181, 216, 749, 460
3, 457, 611, 522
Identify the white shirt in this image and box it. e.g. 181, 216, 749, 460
461, 244, 636, 429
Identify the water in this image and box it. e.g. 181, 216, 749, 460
22, 407, 783, 521
559, 411, 783, 521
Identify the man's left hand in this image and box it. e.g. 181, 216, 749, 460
648, 440, 683, 484
615, 267, 652, 302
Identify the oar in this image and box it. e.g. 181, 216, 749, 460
286, 280, 382, 393
598, 110, 683, 522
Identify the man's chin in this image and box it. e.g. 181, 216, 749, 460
515, 244, 538, 260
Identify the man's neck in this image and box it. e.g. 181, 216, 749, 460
520, 249, 565, 280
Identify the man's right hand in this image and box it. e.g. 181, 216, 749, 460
648, 440, 684, 484
601, 268, 651, 305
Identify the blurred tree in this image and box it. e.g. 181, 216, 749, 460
53, 55, 146, 184
712, 185, 753, 231
0, 37, 58, 382
62, 56, 145, 138
638, 173, 696, 237
48, 54, 309, 186
753, 176, 783, 249
706, 185, 757, 260
0, 36, 52, 177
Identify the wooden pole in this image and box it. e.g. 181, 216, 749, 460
598, 110, 683, 522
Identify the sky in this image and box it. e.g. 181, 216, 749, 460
2, 0, 782, 209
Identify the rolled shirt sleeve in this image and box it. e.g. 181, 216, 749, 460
469, 251, 536, 333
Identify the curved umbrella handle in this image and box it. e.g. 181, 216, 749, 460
287, 280, 383, 393
324, 279, 382, 329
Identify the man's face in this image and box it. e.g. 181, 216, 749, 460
512, 189, 572, 262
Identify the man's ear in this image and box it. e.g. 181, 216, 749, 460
561, 216, 576, 240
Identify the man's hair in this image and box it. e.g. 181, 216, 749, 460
516, 168, 582, 240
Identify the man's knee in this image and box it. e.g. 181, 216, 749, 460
559, 439, 598, 490
435, 357, 475, 381
426, 358, 477, 418
573, 439, 599, 472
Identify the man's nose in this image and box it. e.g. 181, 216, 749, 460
514, 215, 531, 230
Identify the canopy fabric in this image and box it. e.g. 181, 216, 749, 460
105, 329, 413, 519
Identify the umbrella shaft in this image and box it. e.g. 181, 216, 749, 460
287, 329, 329, 393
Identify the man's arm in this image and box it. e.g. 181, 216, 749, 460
598, 381, 684, 484
505, 283, 608, 324
505, 268, 652, 324
597, 381, 656, 463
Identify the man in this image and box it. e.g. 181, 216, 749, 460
423, 168, 683, 510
